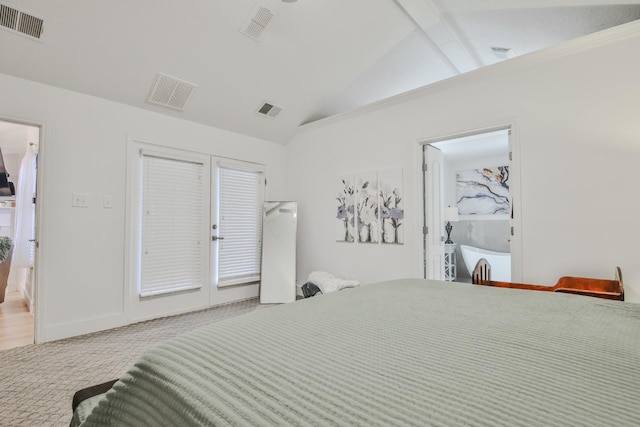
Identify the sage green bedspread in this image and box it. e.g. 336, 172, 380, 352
79, 279, 640, 426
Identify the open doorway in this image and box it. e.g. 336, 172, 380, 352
423, 128, 514, 283
0, 119, 39, 350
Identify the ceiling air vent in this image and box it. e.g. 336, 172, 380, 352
256, 102, 282, 119
146, 73, 197, 111
490, 46, 515, 60
0, 4, 44, 39
240, 6, 274, 41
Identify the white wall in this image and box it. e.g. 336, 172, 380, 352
285, 24, 640, 302
0, 73, 286, 342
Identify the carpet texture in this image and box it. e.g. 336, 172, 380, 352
0, 298, 264, 427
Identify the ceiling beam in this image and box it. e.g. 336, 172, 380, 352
394, 0, 484, 74
435, 0, 640, 13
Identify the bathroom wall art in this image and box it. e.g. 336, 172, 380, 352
456, 166, 509, 216
378, 167, 404, 244
336, 175, 355, 242
356, 171, 379, 243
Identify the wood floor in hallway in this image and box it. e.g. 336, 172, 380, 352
0, 290, 33, 351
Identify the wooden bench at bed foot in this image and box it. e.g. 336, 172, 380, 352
471, 259, 624, 301
72, 379, 118, 412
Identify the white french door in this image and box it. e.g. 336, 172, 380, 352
210, 158, 265, 305
128, 143, 267, 317
128, 142, 211, 321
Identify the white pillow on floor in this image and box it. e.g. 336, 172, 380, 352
307, 271, 359, 294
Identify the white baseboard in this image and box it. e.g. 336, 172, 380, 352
41, 285, 260, 343
42, 312, 128, 343
19, 284, 33, 313
212, 282, 259, 305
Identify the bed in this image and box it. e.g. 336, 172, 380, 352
73, 279, 640, 426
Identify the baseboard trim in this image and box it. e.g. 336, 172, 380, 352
43, 313, 128, 343
41, 286, 261, 343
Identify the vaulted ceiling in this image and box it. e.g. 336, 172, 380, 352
1, 0, 639, 144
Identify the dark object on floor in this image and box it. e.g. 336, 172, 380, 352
72, 379, 118, 412
301, 282, 322, 298
472, 259, 624, 301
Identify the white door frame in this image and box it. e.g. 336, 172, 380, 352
420, 122, 522, 282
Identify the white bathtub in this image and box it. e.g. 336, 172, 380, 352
459, 244, 511, 282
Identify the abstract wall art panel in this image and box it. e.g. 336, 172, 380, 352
456, 166, 509, 215
356, 171, 379, 243
378, 167, 404, 244
336, 175, 355, 242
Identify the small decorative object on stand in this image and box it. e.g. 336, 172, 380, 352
444, 206, 459, 244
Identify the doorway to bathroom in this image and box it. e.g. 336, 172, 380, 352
0, 118, 40, 350
423, 127, 520, 283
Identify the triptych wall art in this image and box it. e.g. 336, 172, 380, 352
336, 167, 404, 244
456, 166, 509, 216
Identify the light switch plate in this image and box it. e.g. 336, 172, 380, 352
72, 192, 89, 208
103, 195, 113, 209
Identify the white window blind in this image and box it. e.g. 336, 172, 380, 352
217, 163, 265, 287
140, 151, 205, 297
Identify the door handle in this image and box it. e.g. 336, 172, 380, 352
212, 236, 225, 241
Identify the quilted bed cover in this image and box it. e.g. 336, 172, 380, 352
78, 279, 640, 426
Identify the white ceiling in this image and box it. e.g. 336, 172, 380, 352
1, 0, 639, 144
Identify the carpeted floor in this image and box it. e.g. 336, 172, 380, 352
0, 298, 265, 427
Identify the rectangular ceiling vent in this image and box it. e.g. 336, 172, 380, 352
256, 102, 282, 119
0, 4, 44, 39
146, 73, 197, 111
490, 46, 515, 60
240, 6, 274, 41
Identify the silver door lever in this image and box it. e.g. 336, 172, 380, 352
212, 236, 225, 241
